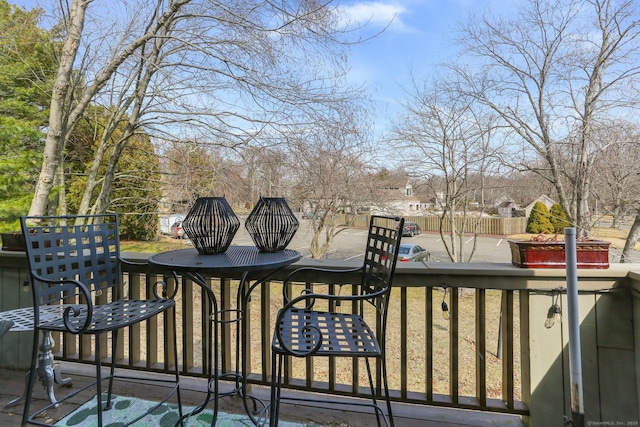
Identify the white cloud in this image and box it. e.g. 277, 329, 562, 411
338, 1, 411, 32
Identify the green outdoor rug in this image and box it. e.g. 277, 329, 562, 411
55, 394, 314, 426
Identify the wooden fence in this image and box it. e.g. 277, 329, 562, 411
343, 215, 528, 236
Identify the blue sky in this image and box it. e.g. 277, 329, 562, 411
342, 1, 474, 91
336, 0, 509, 133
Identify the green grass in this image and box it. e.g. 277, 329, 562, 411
120, 236, 189, 253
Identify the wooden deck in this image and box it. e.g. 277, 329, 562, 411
0, 363, 525, 426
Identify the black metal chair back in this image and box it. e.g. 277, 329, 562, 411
360, 215, 404, 320
22, 215, 121, 310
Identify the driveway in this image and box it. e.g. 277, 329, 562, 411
231, 220, 638, 263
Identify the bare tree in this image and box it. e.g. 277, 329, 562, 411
28, 0, 373, 217
454, 0, 640, 238
29, 0, 190, 217
621, 206, 640, 262
239, 147, 289, 203
285, 106, 375, 259
390, 75, 503, 262
159, 142, 245, 210
590, 120, 640, 228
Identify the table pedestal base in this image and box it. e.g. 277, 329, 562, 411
0, 308, 73, 410
5, 331, 73, 409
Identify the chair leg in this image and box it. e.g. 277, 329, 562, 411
364, 358, 383, 427
95, 334, 104, 426
270, 352, 283, 427
171, 308, 183, 425
21, 329, 41, 426
106, 329, 118, 410
380, 355, 394, 427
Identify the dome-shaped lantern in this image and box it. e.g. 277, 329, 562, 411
182, 197, 240, 254
245, 197, 299, 252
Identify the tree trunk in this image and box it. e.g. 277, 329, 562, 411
621, 206, 640, 263
92, 136, 130, 215
76, 109, 128, 218
28, 0, 90, 217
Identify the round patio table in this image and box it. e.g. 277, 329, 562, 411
148, 246, 300, 425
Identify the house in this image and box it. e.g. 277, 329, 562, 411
373, 176, 423, 216
498, 201, 519, 218
524, 195, 557, 218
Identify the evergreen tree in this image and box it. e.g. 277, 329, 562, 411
526, 201, 554, 234
65, 106, 161, 240
549, 203, 570, 233
0, 1, 57, 230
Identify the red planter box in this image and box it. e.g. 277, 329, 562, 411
508, 239, 611, 269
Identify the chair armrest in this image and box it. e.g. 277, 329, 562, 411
283, 265, 363, 303
285, 265, 363, 283
120, 257, 178, 300
28, 273, 94, 334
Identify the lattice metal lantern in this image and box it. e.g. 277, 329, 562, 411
245, 197, 299, 252
181, 197, 240, 254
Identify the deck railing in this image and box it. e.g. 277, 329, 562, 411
56, 257, 530, 416
2, 251, 638, 426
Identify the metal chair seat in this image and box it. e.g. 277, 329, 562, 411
273, 308, 381, 357
37, 300, 174, 333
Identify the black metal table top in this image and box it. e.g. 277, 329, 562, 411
148, 246, 301, 277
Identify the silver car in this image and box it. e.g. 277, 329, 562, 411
392, 243, 430, 262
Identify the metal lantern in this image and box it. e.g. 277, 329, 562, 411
182, 197, 240, 255
245, 197, 299, 252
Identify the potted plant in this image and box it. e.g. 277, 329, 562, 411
509, 233, 611, 269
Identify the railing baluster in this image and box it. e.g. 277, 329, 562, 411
148, 292, 159, 368
46, 260, 530, 416
181, 273, 194, 373
425, 286, 433, 401
307, 281, 316, 388
450, 288, 459, 404
502, 290, 515, 409
400, 286, 408, 399
164, 276, 177, 370
220, 277, 232, 374
260, 280, 271, 381
476, 288, 487, 407
283, 280, 292, 387
200, 277, 210, 377
328, 283, 336, 392
97, 284, 109, 362
351, 282, 359, 395
122, 272, 140, 364
519, 290, 530, 406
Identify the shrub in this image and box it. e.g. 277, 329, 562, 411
549, 203, 570, 232
526, 201, 554, 234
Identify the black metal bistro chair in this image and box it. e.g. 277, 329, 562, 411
20, 214, 182, 426
269, 215, 404, 427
